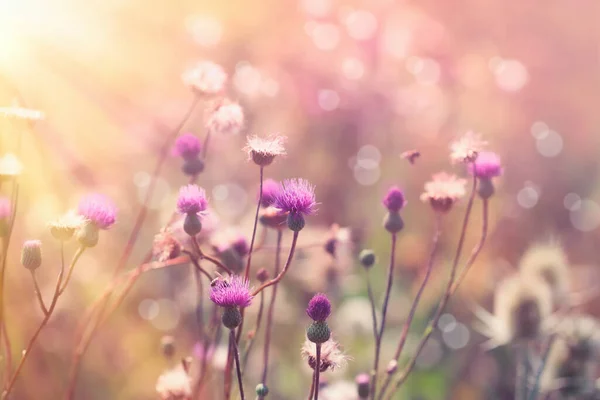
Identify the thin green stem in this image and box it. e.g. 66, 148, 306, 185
242, 290, 265, 371
259, 229, 283, 398
381, 174, 479, 400
379, 215, 442, 397
371, 232, 397, 400
314, 343, 321, 400
2, 247, 83, 398
230, 329, 245, 400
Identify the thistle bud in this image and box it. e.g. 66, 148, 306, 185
183, 213, 202, 237
256, 383, 269, 397
355, 373, 370, 399
160, 335, 176, 359
222, 307, 242, 329
359, 249, 376, 268
383, 212, 404, 234
286, 213, 305, 232
307, 321, 331, 344
21, 240, 42, 271
76, 222, 99, 248
256, 268, 269, 283
182, 158, 205, 176
477, 177, 495, 199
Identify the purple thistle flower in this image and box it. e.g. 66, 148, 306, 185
0, 197, 10, 219
274, 179, 316, 217
176, 185, 208, 215
307, 293, 331, 322
469, 151, 503, 179
172, 133, 202, 160
231, 235, 249, 257
78, 194, 117, 230
383, 187, 406, 212
209, 275, 254, 308
260, 179, 280, 208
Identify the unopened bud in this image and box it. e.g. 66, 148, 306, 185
359, 249, 376, 269
383, 212, 404, 234
160, 335, 175, 359
256, 268, 269, 283
21, 240, 42, 271
76, 222, 99, 248
183, 213, 202, 237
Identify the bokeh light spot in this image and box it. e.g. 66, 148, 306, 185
530, 121, 549, 139
517, 184, 539, 209
443, 323, 470, 350
438, 313, 457, 333
570, 200, 600, 232
564, 193, 582, 211
139, 299, 159, 321
345, 10, 378, 41
536, 130, 563, 157
151, 299, 181, 331
318, 89, 340, 111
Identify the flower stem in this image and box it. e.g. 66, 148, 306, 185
244, 166, 263, 281
314, 343, 322, 400
451, 198, 489, 294
259, 229, 283, 397
65, 96, 200, 399
516, 342, 530, 400
379, 215, 442, 397
30, 271, 49, 316
370, 232, 397, 400
252, 231, 299, 296
528, 336, 555, 400
308, 369, 316, 400
57, 244, 85, 296
3, 247, 83, 398
381, 174, 479, 400
193, 265, 206, 373
242, 290, 265, 371
366, 271, 378, 346
230, 329, 246, 400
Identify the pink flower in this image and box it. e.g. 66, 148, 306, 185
172, 134, 202, 160
77, 194, 117, 229
420, 172, 467, 213
182, 61, 227, 96
469, 151, 503, 179
176, 185, 208, 215
450, 131, 487, 164
205, 99, 244, 136
209, 275, 254, 308
244, 135, 286, 166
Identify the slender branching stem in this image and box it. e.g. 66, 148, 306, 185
66, 96, 200, 399
308, 369, 316, 400
244, 166, 263, 281
193, 266, 206, 376
191, 236, 233, 276
259, 229, 283, 397
252, 231, 299, 296
58, 244, 85, 296
379, 215, 442, 397
451, 198, 489, 294
381, 174, 479, 400
370, 232, 397, 400
30, 271, 49, 316
3, 247, 83, 398
230, 329, 245, 400
366, 271, 378, 346
242, 290, 265, 371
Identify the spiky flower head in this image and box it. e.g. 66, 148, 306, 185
450, 131, 487, 164
21, 240, 42, 271
209, 275, 253, 308
469, 151, 503, 179
301, 337, 349, 372
0, 153, 23, 180
172, 133, 202, 160
382, 187, 406, 213
420, 172, 467, 213
49, 210, 86, 241
176, 185, 208, 215
205, 99, 244, 136
260, 179, 280, 208
274, 179, 316, 217
155, 366, 192, 400
244, 135, 286, 167
78, 193, 117, 230
307, 293, 332, 322
182, 61, 227, 96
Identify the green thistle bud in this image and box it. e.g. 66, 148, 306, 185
359, 249, 376, 268
307, 321, 331, 344
183, 213, 202, 237
182, 158, 205, 176
477, 177, 495, 199
76, 222, 99, 248
256, 383, 269, 397
21, 240, 42, 271
287, 213, 305, 232
383, 212, 404, 234
222, 307, 242, 329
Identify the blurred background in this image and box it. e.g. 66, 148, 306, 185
1, 0, 600, 398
